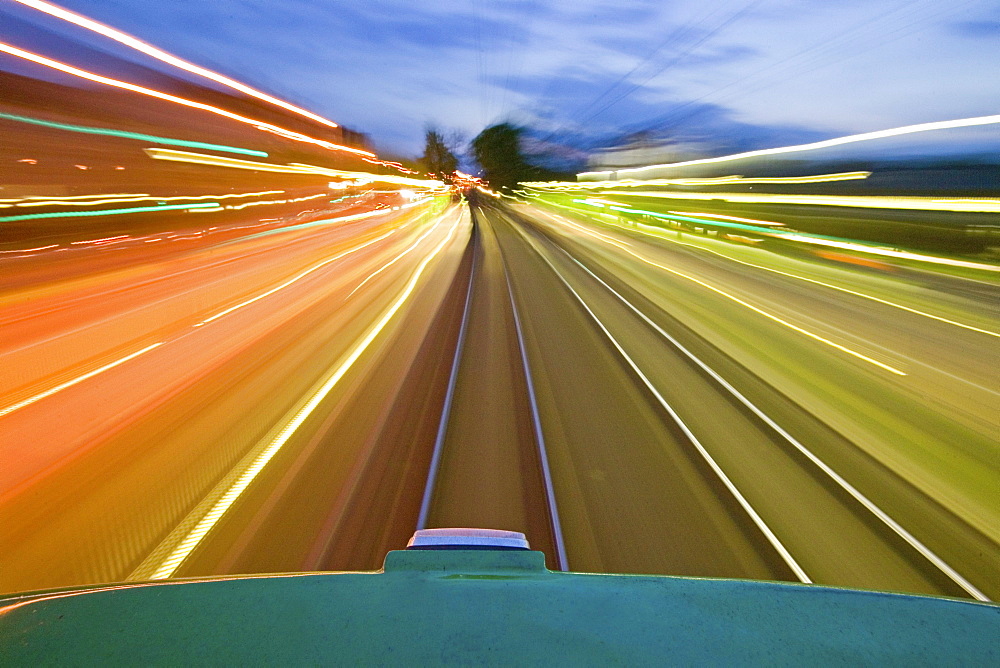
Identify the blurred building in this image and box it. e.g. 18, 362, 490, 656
339, 126, 373, 151
586, 133, 703, 174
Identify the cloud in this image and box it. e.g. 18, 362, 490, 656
31, 0, 1000, 157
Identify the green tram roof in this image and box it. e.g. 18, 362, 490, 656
2, 549, 998, 663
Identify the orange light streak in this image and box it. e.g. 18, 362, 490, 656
193, 227, 398, 327
14, 0, 341, 129
0, 42, 374, 158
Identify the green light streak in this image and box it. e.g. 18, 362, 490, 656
0, 202, 220, 222
607, 204, 772, 233
605, 203, 889, 247
571, 199, 912, 253
0, 112, 268, 157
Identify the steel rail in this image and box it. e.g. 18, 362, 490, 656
495, 220, 570, 571
502, 214, 811, 583
415, 227, 478, 530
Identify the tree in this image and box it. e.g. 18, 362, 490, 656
470, 123, 574, 189
420, 127, 458, 179
470, 123, 533, 190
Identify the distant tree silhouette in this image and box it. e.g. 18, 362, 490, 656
472, 123, 572, 189
471, 123, 532, 190
420, 127, 458, 179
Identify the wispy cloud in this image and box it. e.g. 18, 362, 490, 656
20, 0, 1000, 155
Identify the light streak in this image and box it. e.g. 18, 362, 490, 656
0, 111, 268, 157
598, 189, 1000, 214
545, 212, 907, 375
0, 202, 219, 223
148, 210, 463, 579
600, 215, 1000, 338
346, 218, 442, 298
0, 42, 373, 157
8, 196, 172, 208
70, 234, 129, 245
288, 163, 448, 189
578, 115, 1000, 178
194, 228, 398, 326
4, 190, 284, 209
763, 231, 1000, 272
550, 172, 872, 188
142, 149, 447, 189
219, 206, 411, 244
143, 149, 325, 174
0, 343, 163, 419
567, 198, 1000, 272
220, 193, 326, 211
609, 205, 779, 235
573, 198, 610, 208
13, 0, 341, 129
0, 193, 149, 203
0, 244, 58, 254
668, 210, 785, 226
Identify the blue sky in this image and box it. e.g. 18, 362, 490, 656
4, 0, 998, 156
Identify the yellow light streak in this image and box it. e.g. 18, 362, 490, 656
149, 209, 464, 579
0, 42, 373, 157
597, 189, 1000, 214
762, 231, 1000, 272
221, 193, 326, 211
544, 172, 872, 188
143, 149, 446, 189
0, 343, 163, 419
545, 212, 907, 375
144, 148, 318, 174
288, 163, 449, 189
555, 194, 1000, 272
3, 190, 285, 208
14, 0, 341, 128
0, 193, 149, 203
578, 115, 1000, 178
346, 217, 443, 298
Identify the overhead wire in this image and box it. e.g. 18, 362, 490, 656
497, 1, 529, 123
564, 1, 736, 122
573, 0, 765, 131
536, 0, 762, 144
472, 1, 488, 127
632, 0, 970, 134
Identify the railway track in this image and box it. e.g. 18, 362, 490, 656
416, 210, 567, 570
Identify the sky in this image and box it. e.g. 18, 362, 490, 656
4, 0, 999, 158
